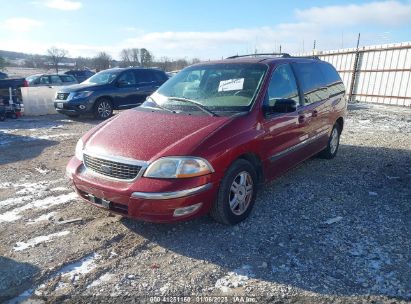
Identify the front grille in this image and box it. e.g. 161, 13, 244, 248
84, 154, 142, 180
57, 93, 69, 100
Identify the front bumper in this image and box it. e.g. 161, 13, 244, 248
54, 97, 94, 115
67, 157, 218, 223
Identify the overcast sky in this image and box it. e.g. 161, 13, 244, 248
0, 0, 410, 60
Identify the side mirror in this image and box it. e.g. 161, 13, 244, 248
264, 96, 297, 116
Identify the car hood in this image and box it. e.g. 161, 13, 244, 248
58, 82, 105, 92
84, 109, 233, 162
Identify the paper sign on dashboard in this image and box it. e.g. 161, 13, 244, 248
218, 78, 244, 92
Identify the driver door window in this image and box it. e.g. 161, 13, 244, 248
265, 64, 299, 115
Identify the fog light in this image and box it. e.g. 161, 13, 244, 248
173, 203, 202, 217
78, 105, 86, 110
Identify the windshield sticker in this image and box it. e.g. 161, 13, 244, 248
218, 78, 244, 92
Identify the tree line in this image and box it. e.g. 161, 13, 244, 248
3, 46, 201, 73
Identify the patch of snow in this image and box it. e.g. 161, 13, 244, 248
50, 186, 69, 192
54, 253, 101, 287
14, 230, 70, 251
87, 273, 114, 289
0, 192, 77, 223
35, 167, 50, 175
27, 211, 57, 224
37, 133, 76, 140
215, 265, 255, 291
0, 195, 33, 209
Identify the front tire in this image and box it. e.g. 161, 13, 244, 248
94, 98, 113, 120
319, 124, 340, 159
210, 159, 258, 225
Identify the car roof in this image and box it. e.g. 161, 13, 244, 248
102, 67, 165, 72
190, 54, 323, 67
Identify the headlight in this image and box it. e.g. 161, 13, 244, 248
144, 157, 213, 178
72, 91, 93, 100
75, 139, 84, 161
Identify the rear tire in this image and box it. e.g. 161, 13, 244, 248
319, 124, 340, 159
94, 98, 113, 120
210, 159, 258, 225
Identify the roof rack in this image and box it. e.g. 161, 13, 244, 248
226, 53, 291, 59
292, 55, 320, 60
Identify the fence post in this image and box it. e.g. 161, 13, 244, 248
349, 33, 361, 102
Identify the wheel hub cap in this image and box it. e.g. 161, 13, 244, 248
330, 128, 339, 154
229, 171, 253, 216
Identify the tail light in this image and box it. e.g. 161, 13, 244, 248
23, 80, 29, 87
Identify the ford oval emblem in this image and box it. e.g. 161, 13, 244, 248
100, 164, 112, 174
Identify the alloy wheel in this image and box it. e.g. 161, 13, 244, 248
229, 171, 254, 215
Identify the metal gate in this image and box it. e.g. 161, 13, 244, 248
299, 42, 411, 107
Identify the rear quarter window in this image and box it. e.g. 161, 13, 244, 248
319, 63, 346, 97
293, 62, 328, 104
60, 75, 76, 83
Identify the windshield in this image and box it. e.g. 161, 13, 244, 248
143, 63, 267, 114
85, 70, 119, 85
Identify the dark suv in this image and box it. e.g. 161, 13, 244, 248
64, 70, 95, 83
54, 67, 168, 119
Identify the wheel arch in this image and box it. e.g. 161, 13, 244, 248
336, 117, 344, 133
236, 153, 264, 186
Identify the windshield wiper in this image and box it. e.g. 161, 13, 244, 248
167, 97, 218, 117
147, 96, 175, 113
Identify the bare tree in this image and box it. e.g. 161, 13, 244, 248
93, 52, 112, 71
47, 47, 68, 73
140, 48, 153, 67
130, 48, 140, 66
0, 56, 6, 70
119, 49, 131, 67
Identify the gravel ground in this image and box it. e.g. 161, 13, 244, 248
0, 103, 410, 304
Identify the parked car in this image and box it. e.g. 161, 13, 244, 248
0, 71, 8, 80
66, 54, 347, 225
26, 74, 78, 87
54, 67, 168, 119
64, 70, 95, 83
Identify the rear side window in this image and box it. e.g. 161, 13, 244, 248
39, 76, 50, 84
50, 75, 62, 84
319, 63, 341, 84
60, 75, 75, 83
267, 64, 299, 104
293, 62, 328, 105
153, 70, 168, 82
118, 71, 136, 85
135, 70, 156, 84
319, 63, 346, 98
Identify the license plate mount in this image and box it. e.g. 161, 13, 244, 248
87, 194, 111, 209
56, 103, 63, 109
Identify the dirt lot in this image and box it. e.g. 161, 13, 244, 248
0, 103, 410, 304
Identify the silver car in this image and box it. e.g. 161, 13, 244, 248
26, 74, 78, 87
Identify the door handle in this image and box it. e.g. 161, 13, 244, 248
312, 110, 318, 117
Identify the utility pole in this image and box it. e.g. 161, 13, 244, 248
313, 40, 316, 54
349, 33, 361, 102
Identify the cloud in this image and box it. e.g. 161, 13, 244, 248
1, 1, 410, 60
44, 0, 82, 10
1, 18, 44, 32
296, 0, 411, 27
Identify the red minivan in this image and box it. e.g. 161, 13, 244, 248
66, 54, 347, 225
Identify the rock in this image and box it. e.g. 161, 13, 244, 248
324, 216, 343, 225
